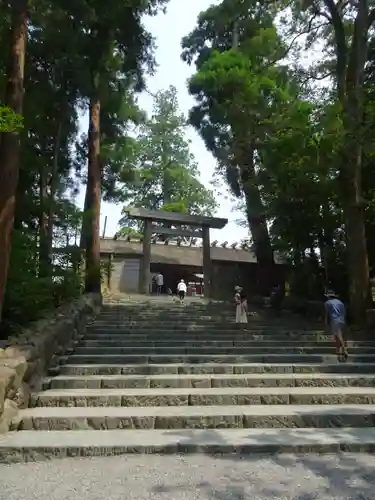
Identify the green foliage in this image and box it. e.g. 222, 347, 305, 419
116, 226, 142, 239
1, 0, 374, 326
118, 86, 218, 234
0, 0, 169, 333
185, 16, 294, 272
1, 230, 82, 335
0, 106, 23, 132
182, 0, 375, 308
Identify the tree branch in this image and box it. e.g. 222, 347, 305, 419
322, 0, 347, 98
268, 18, 330, 67
299, 69, 335, 87
368, 8, 375, 27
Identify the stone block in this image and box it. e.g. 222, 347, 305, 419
122, 395, 188, 407
0, 366, 16, 414
0, 357, 28, 391
0, 399, 18, 433
5, 345, 33, 362
105, 417, 155, 430
10, 382, 31, 409
53, 377, 102, 390
0, 293, 101, 437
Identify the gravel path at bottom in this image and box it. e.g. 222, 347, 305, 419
1, 453, 375, 500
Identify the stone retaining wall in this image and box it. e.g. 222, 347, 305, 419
0, 293, 102, 433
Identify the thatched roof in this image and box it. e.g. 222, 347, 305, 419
100, 238, 285, 265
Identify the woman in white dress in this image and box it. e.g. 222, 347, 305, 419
234, 286, 248, 323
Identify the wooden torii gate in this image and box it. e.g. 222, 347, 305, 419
126, 208, 228, 298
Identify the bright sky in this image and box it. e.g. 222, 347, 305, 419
77, 0, 249, 243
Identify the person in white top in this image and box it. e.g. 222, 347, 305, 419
156, 272, 164, 295
177, 279, 187, 303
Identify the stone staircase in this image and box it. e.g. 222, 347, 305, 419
2, 296, 375, 461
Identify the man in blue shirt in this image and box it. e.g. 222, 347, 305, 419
324, 290, 348, 361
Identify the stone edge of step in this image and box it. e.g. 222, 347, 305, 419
51, 362, 375, 376
44, 372, 375, 380
15, 403, 375, 419
32, 386, 375, 396
1, 428, 375, 462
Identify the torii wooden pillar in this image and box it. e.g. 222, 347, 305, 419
202, 225, 211, 298
139, 219, 152, 294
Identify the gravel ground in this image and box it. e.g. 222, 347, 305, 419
1, 453, 375, 500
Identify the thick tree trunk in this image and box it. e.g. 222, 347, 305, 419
161, 152, 173, 240
38, 165, 49, 276
340, 0, 371, 321
243, 184, 273, 269
343, 193, 371, 314
318, 202, 336, 288
340, 131, 371, 318
46, 120, 63, 268
0, 0, 28, 320
84, 96, 102, 293
240, 151, 274, 295
327, 0, 371, 321
79, 186, 90, 249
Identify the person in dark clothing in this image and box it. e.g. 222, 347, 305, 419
270, 284, 282, 314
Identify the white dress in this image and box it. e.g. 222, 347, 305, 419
235, 293, 248, 323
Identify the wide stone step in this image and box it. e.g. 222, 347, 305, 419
87, 325, 325, 332
96, 313, 316, 319
100, 306, 231, 311
90, 317, 320, 324
96, 319, 239, 324
87, 322, 323, 328
99, 314, 233, 318
30, 386, 375, 407
115, 324, 325, 329
101, 304, 229, 307
81, 333, 351, 343
96, 316, 237, 322
95, 315, 312, 322
97, 319, 322, 328
45, 373, 375, 389
2, 427, 375, 462
99, 311, 317, 316
73, 346, 375, 355
14, 404, 375, 431
87, 329, 329, 338
87, 318, 241, 330
83, 333, 337, 341
89, 322, 243, 328
88, 323, 322, 331
63, 353, 375, 364
56, 362, 375, 376
100, 307, 224, 312
79, 339, 375, 348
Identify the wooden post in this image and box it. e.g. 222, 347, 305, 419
139, 219, 152, 294
202, 225, 211, 298
107, 253, 112, 289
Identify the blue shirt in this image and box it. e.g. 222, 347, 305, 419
325, 298, 346, 324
